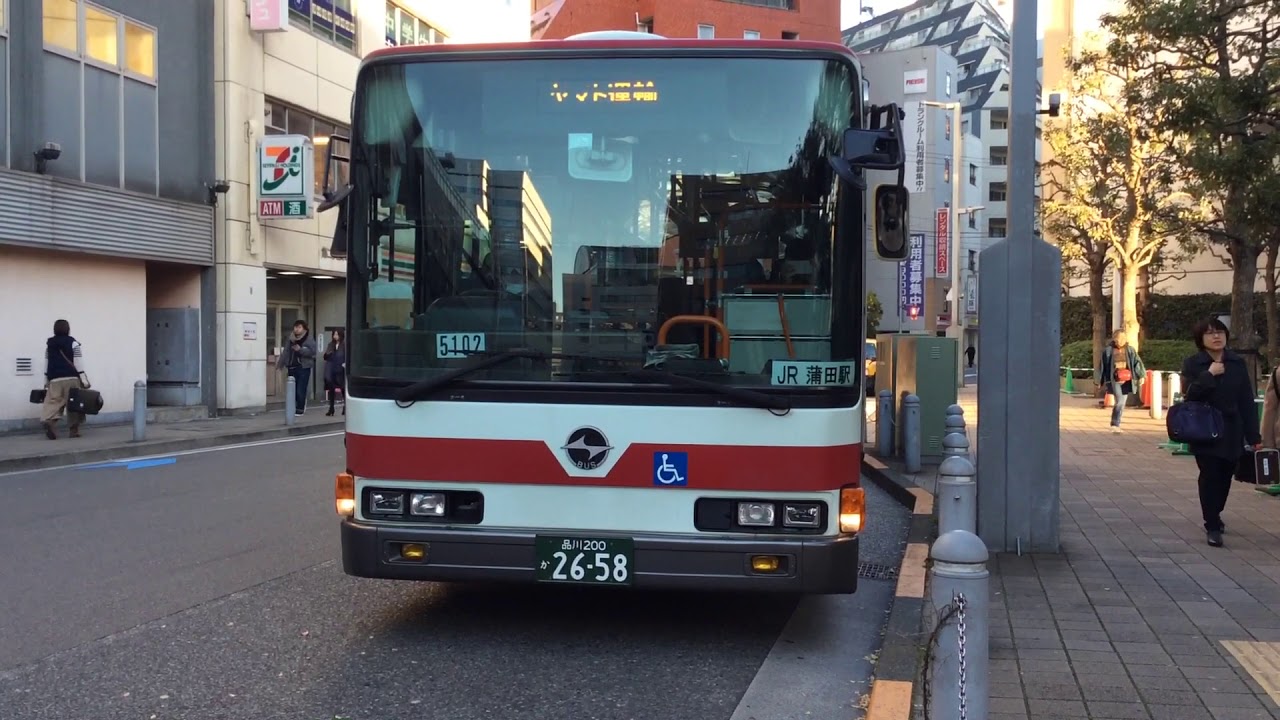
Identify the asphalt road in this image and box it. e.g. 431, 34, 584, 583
0, 435, 909, 720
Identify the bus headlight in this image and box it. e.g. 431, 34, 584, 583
370, 491, 405, 515
410, 492, 446, 516
737, 502, 776, 526
783, 503, 821, 527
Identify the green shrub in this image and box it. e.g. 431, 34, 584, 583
1060, 338, 1196, 375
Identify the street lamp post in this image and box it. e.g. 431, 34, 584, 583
924, 100, 968, 387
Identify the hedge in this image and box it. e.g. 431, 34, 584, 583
1061, 339, 1197, 373
1061, 292, 1269, 345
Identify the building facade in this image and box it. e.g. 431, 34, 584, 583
1, 0, 216, 431
214, 0, 529, 413
843, 0, 1042, 258
532, 0, 841, 42
860, 47, 982, 343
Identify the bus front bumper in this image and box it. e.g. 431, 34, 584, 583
340, 520, 860, 594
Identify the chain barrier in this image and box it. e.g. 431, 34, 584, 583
956, 592, 968, 720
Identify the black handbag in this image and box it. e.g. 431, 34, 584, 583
67, 385, 104, 415
29, 388, 46, 404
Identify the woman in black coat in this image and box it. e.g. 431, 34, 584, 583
1179, 317, 1261, 548
323, 329, 346, 417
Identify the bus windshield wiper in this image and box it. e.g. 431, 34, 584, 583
571, 367, 792, 416
393, 348, 546, 406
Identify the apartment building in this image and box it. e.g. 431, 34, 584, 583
215, 0, 529, 413
1, 0, 216, 431
532, 0, 840, 42
843, 0, 1043, 268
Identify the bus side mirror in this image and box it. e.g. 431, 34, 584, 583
316, 133, 352, 259
873, 184, 909, 260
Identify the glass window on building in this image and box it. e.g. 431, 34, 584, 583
386, 1, 447, 47
290, 0, 357, 52
43, 0, 78, 52
263, 100, 350, 198
84, 4, 119, 66
124, 21, 156, 79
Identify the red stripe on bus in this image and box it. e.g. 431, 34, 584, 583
345, 433, 861, 491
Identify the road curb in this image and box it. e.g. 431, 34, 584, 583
0, 421, 344, 474
862, 455, 935, 720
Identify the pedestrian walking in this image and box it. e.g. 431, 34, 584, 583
323, 328, 346, 417
1098, 330, 1145, 433
276, 319, 317, 415
1179, 317, 1261, 548
40, 319, 87, 439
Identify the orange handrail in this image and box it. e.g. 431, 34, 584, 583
658, 315, 731, 359
776, 294, 796, 359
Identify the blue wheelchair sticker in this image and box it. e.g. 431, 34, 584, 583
653, 452, 688, 486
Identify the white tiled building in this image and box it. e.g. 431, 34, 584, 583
213, 0, 528, 413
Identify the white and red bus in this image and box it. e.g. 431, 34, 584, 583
323, 32, 910, 594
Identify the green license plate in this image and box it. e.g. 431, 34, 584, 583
535, 536, 634, 585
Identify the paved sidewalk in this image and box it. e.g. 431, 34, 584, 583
0, 409, 343, 473
995, 396, 1280, 720
871, 389, 1280, 720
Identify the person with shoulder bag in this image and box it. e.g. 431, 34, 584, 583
40, 319, 88, 440
1177, 317, 1261, 547
1098, 330, 1146, 433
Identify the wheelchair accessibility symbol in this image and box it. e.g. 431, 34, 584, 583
653, 451, 688, 486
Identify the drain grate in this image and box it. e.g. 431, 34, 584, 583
858, 562, 899, 581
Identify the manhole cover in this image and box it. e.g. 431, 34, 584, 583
858, 562, 898, 581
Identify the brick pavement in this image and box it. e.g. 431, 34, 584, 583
871, 389, 1280, 719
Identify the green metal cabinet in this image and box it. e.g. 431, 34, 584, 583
876, 333, 959, 462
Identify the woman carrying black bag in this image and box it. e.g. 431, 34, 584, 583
1179, 317, 1261, 548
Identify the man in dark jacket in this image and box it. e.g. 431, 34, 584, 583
1180, 317, 1262, 547
41, 319, 86, 439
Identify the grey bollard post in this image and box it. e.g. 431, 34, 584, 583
285, 376, 296, 426
132, 380, 147, 442
942, 431, 970, 460
903, 394, 922, 473
945, 412, 967, 440
946, 403, 965, 419
937, 455, 978, 535
929, 530, 989, 720
877, 389, 895, 456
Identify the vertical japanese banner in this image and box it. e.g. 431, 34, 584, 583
900, 233, 926, 318
935, 207, 950, 275
902, 101, 927, 194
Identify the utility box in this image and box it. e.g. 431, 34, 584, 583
877, 333, 958, 462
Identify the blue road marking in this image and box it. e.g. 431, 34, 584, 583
77, 457, 177, 471
653, 451, 688, 486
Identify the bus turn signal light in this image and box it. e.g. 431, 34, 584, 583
839, 486, 865, 533
401, 544, 426, 561
335, 472, 355, 517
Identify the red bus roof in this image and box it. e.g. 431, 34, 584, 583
363, 38, 859, 65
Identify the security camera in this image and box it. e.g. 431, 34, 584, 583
1046, 92, 1062, 117
33, 142, 62, 173
211, 180, 231, 194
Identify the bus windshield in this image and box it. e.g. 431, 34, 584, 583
347, 54, 865, 394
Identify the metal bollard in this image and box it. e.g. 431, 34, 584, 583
1166, 372, 1181, 407
903, 393, 922, 473
928, 529, 989, 720
945, 413, 967, 440
1149, 370, 1164, 420
285, 376, 296, 426
877, 389, 895, 456
942, 431, 970, 460
937, 455, 978, 535
132, 380, 147, 442
946, 403, 965, 419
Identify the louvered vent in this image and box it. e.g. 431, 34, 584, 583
15, 358, 33, 376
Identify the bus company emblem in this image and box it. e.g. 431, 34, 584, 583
562, 427, 613, 470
